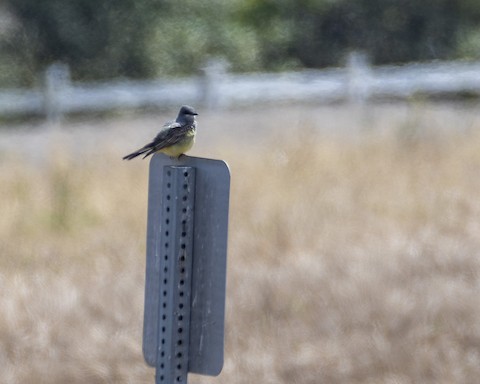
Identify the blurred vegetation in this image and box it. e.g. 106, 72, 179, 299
1, 105, 480, 382
2, 0, 480, 86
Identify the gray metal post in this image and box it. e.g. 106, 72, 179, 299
156, 166, 196, 384
143, 155, 230, 382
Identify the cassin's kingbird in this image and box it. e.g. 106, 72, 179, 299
123, 105, 198, 160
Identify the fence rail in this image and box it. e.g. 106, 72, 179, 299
1, 55, 480, 121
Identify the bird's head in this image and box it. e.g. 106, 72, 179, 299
179, 105, 198, 116
177, 105, 198, 124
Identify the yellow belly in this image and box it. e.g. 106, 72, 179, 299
158, 131, 195, 158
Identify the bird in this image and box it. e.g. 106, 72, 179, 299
123, 105, 198, 160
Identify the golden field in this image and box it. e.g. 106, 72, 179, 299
1, 103, 480, 384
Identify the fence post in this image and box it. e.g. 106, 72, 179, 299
44, 62, 71, 123
346, 51, 372, 104
199, 58, 229, 109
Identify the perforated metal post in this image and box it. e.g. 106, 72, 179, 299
156, 166, 195, 384
144, 155, 230, 382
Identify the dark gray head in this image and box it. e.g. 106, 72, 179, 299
176, 105, 198, 124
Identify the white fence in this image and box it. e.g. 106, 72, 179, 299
1, 55, 480, 121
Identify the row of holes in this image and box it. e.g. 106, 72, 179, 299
175, 170, 190, 383
158, 169, 191, 383
158, 170, 172, 382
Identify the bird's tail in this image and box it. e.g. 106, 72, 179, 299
122, 147, 150, 160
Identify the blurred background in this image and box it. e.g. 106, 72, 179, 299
1, 1, 480, 383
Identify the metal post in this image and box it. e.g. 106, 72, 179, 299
156, 166, 196, 384
143, 155, 230, 382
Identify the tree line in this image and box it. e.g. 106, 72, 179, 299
1, 0, 480, 87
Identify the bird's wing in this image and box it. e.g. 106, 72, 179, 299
150, 121, 191, 151
153, 120, 181, 139
123, 120, 195, 160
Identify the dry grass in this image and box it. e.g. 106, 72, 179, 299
1, 103, 480, 383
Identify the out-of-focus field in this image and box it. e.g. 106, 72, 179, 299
1, 103, 480, 384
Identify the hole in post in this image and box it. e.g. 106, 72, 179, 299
181, 244, 186, 249
183, 184, 188, 190
166, 195, 171, 200
182, 196, 187, 201
178, 328, 183, 333
176, 376, 182, 382
167, 170, 171, 176
179, 280, 184, 285
183, 171, 188, 177
167, 182, 171, 188
177, 340, 183, 345
182, 208, 187, 213
178, 315, 183, 321
179, 303, 184, 309
166, 207, 170, 212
